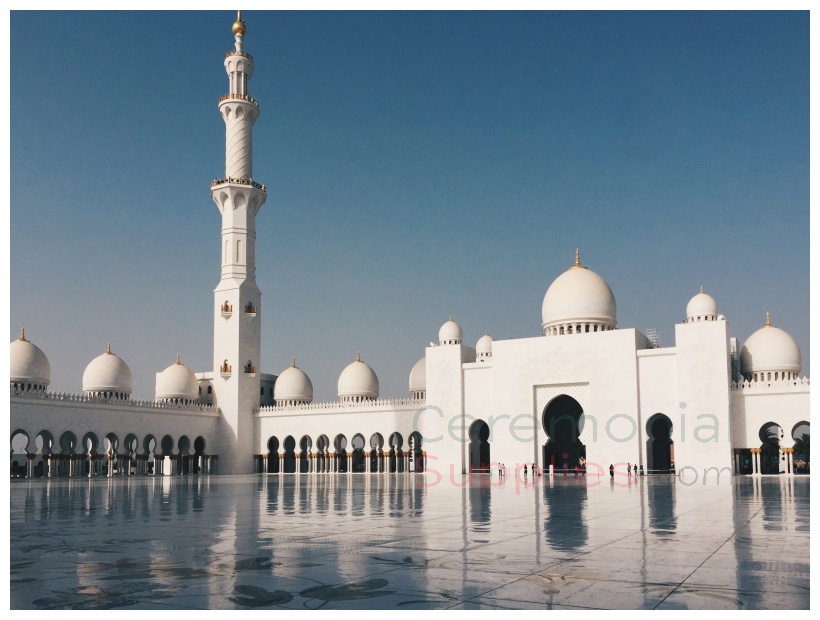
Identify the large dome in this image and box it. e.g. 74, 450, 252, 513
155, 355, 198, 400
686, 287, 718, 322
274, 359, 314, 404
439, 316, 463, 345
83, 343, 133, 395
409, 356, 426, 394
338, 353, 379, 401
541, 250, 616, 334
10, 328, 50, 388
740, 313, 801, 378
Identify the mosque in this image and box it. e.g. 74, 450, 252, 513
10, 14, 810, 482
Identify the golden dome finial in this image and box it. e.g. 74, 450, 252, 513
575, 248, 580, 267
766, 311, 771, 327
356, 351, 361, 362
19, 326, 25, 342
700, 285, 703, 294
232, 10, 246, 36
484, 330, 489, 336
106, 342, 112, 354
291, 357, 296, 368
176, 353, 181, 365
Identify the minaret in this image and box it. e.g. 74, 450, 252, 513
211, 11, 267, 474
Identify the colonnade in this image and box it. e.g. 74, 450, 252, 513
255, 450, 425, 474
747, 447, 796, 476
11, 453, 218, 479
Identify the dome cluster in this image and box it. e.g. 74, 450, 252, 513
541, 250, 617, 336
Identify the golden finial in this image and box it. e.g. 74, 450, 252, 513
232, 10, 246, 36
484, 330, 489, 336
291, 357, 296, 368
106, 342, 112, 354
176, 353, 181, 365
449, 314, 453, 322
356, 351, 361, 362
700, 285, 703, 294
766, 311, 771, 327
575, 248, 580, 267
19, 326, 25, 342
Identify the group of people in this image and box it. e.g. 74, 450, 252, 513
609, 463, 644, 477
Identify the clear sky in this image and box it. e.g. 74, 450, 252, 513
10, 10, 810, 401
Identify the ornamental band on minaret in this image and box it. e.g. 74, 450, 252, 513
210, 11, 267, 474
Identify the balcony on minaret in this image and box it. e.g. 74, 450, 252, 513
219, 361, 232, 378
225, 50, 253, 62
243, 361, 256, 376
244, 302, 257, 318
220, 302, 233, 318
211, 177, 267, 192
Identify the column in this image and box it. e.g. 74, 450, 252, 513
347, 452, 352, 474
787, 449, 794, 475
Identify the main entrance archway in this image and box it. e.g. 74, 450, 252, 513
469, 419, 490, 472
759, 422, 784, 474
647, 413, 673, 473
542, 395, 585, 472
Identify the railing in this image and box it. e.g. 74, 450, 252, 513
218, 93, 259, 107
259, 397, 424, 414
244, 305, 257, 314
211, 177, 266, 192
731, 377, 810, 391
10, 387, 219, 412
219, 364, 232, 374
220, 303, 233, 313
225, 50, 253, 61
243, 365, 256, 374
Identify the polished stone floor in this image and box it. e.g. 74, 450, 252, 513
10, 473, 809, 610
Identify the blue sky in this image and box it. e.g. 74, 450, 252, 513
10, 10, 810, 400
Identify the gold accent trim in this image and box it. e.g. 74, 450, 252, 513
700, 285, 703, 294
570, 247, 588, 270
232, 10, 246, 36
19, 326, 25, 342
291, 357, 296, 368
356, 351, 361, 362
766, 311, 772, 327
106, 342, 112, 355
176, 353, 181, 365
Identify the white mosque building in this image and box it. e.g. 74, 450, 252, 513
10, 14, 810, 481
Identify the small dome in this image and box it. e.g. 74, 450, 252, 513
156, 355, 198, 400
542, 249, 616, 333
10, 328, 50, 387
740, 313, 802, 377
476, 331, 494, 356
439, 315, 463, 345
409, 356, 426, 393
83, 343, 133, 395
274, 359, 314, 403
686, 287, 718, 322
338, 353, 379, 400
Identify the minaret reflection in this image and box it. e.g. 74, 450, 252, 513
543, 476, 588, 551
468, 475, 492, 528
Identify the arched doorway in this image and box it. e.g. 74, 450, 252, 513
791, 421, 810, 474
59, 431, 78, 477
267, 436, 280, 473
283, 436, 297, 473
10, 430, 29, 478
646, 413, 674, 473
759, 422, 784, 474
299, 435, 312, 473
389, 432, 403, 473
369, 433, 384, 472
82, 432, 101, 477
468, 420, 490, 473
143, 435, 158, 475
194, 436, 206, 474
409, 431, 424, 473
351, 434, 366, 472
334, 435, 348, 473
542, 395, 585, 472
316, 435, 329, 473
34, 431, 55, 478
178, 435, 191, 474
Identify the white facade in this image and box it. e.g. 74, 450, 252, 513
10, 15, 809, 481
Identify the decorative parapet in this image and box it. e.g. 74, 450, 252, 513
225, 50, 253, 61
10, 387, 220, 412
218, 92, 259, 107
258, 397, 424, 414
211, 177, 266, 192
731, 376, 810, 392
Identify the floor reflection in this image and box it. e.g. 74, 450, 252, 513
10, 474, 809, 610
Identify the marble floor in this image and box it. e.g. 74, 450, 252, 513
10, 473, 809, 610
